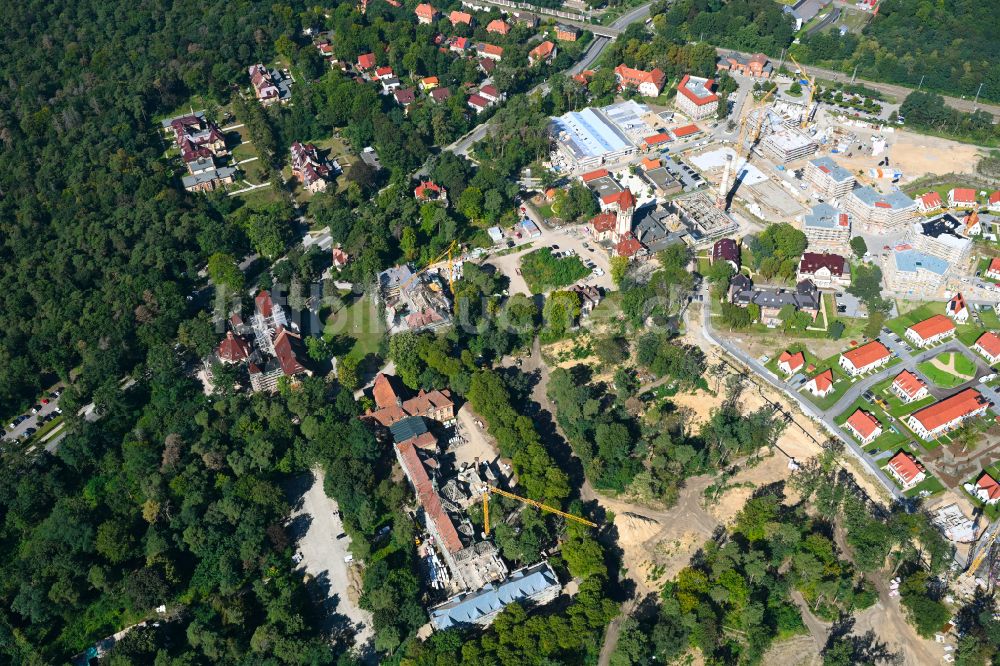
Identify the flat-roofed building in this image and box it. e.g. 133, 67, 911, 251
806, 156, 855, 198
845, 186, 918, 230
906, 388, 989, 440
910, 213, 973, 265
675, 75, 718, 119
882, 247, 949, 295
550, 108, 637, 171
802, 203, 851, 248
761, 127, 817, 163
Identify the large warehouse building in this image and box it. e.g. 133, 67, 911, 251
550, 107, 637, 171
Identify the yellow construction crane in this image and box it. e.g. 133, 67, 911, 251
788, 55, 815, 129
398, 240, 458, 297
966, 525, 999, 579
747, 87, 776, 149
482, 485, 597, 535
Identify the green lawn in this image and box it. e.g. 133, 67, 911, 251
979, 306, 1000, 330
834, 396, 908, 453
878, 442, 943, 495
323, 292, 386, 362
916, 352, 978, 388
764, 344, 816, 377
867, 377, 937, 418
887, 301, 985, 349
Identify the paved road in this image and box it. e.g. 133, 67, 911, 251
717, 47, 1000, 119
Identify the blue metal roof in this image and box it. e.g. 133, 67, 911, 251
852, 185, 916, 210
804, 202, 849, 229
430, 563, 560, 630
894, 249, 949, 276
810, 156, 853, 183
552, 108, 632, 158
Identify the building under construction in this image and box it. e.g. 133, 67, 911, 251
671, 191, 739, 245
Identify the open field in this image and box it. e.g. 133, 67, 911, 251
833, 129, 984, 185
917, 351, 977, 388
324, 293, 385, 362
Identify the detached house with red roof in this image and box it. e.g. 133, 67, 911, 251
414, 180, 447, 203
216, 331, 251, 364
249, 63, 280, 105
589, 212, 617, 243
972, 331, 1000, 364
845, 409, 883, 445
290, 141, 336, 194
486, 19, 510, 35
364, 373, 456, 427
675, 74, 718, 120
467, 93, 490, 114
906, 388, 989, 440
946, 292, 969, 324
891, 370, 929, 404
778, 350, 805, 376
478, 43, 504, 61
415, 3, 439, 24
449, 10, 472, 26
449, 36, 469, 53
988, 191, 1000, 213
917, 191, 943, 213
948, 187, 977, 209
887, 451, 926, 490
805, 369, 835, 398
966, 473, 1000, 506
614, 64, 666, 97
357, 53, 377, 71
528, 40, 556, 66
839, 340, 891, 376
985, 257, 1000, 281
904, 314, 955, 348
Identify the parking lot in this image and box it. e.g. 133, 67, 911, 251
3, 387, 64, 444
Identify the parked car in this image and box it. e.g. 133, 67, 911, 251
30, 405, 41, 414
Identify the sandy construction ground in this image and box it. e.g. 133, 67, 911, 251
832, 128, 985, 185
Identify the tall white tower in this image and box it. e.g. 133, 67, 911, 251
614, 188, 636, 240
716, 154, 733, 210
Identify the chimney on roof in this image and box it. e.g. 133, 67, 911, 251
717, 154, 734, 210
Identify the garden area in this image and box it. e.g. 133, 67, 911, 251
834, 397, 907, 453
886, 301, 986, 348
916, 351, 978, 388
323, 292, 386, 363
867, 376, 936, 418
519, 247, 589, 293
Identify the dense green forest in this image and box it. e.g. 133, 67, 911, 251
646, 0, 1000, 105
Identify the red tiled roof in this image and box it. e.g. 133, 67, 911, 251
415, 3, 437, 18
403, 389, 453, 416
965, 211, 980, 232
989, 191, 1000, 205
810, 369, 833, 391
614, 64, 666, 91
893, 370, 926, 399
451, 36, 468, 49
373, 372, 402, 409
396, 439, 463, 553
272, 327, 307, 377
919, 191, 942, 208
581, 168, 609, 182
615, 233, 644, 258
255, 290, 274, 318
467, 93, 489, 108
842, 340, 890, 370
643, 133, 670, 146
888, 451, 924, 484
529, 40, 555, 61
414, 180, 444, 199
590, 212, 616, 233
671, 123, 700, 138
478, 84, 500, 99
677, 74, 718, 105
482, 44, 503, 57
846, 409, 881, 439
975, 331, 1000, 358
988, 257, 1000, 274
376, 66, 394, 77
430, 87, 452, 102
449, 10, 472, 24
394, 88, 416, 104
602, 188, 636, 210
216, 331, 251, 363
950, 187, 976, 203
948, 292, 967, 316
778, 350, 805, 373
641, 157, 661, 170
907, 314, 955, 341
486, 19, 509, 34
358, 53, 376, 69
975, 473, 1000, 500
910, 388, 987, 433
